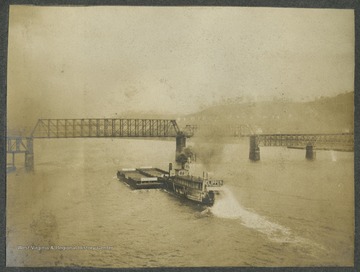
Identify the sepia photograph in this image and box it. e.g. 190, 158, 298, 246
5, 4, 355, 268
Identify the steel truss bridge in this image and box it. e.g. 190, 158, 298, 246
31, 118, 181, 138
6, 118, 355, 171
6, 136, 34, 171
253, 133, 354, 149
7, 136, 33, 153
249, 133, 354, 161
7, 118, 186, 172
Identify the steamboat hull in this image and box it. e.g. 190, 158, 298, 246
162, 178, 215, 206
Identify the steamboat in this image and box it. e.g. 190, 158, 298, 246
117, 162, 223, 206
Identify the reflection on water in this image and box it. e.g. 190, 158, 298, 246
6, 138, 354, 267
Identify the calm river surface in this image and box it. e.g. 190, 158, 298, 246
6, 138, 354, 267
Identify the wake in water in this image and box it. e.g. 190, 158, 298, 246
210, 186, 292, 242
210, 186, 325, 250
331, 150, 337, 162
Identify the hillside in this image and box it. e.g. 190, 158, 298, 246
178, 92, 354, 134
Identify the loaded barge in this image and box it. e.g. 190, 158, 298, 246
117, 162, 223, 206
117, 167, 168, 189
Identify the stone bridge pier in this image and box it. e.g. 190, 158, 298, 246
249, 135, 260, 161
24, 138, 34, 171
305, 143, 316, 160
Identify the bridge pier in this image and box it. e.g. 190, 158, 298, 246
25, 152, 34, 171
305, 143, 316, 161
6, 153, 16, 172
175, 134, 187, 163
25, 138, 34, 171
249, 135, 260, 161
11, 153, 15, 167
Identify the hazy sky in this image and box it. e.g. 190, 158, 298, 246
7, 6, 354, 128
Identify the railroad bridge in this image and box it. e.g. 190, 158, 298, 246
249, 133, 354, 161
6, 118, 354, 171
7, 118, 189, 172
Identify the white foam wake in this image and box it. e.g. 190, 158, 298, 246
331, 150, 337, 162
211, 186, 297, 243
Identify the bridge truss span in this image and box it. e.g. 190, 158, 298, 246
255, 133, 354, 150
6, 136, 34, 171
7, 136, 33, 153
249, 133, 354, 161
31, 119, 180, 138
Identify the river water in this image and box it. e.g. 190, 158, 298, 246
6, 138, 354, 267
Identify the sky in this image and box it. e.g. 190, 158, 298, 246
7, 6, 354, 129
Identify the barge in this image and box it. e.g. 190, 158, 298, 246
116, 167, 167, 189
117, 162, 223, 206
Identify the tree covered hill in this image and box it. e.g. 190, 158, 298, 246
178, 92, 354, 134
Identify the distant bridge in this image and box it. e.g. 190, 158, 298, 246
249, 133, 354, 161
